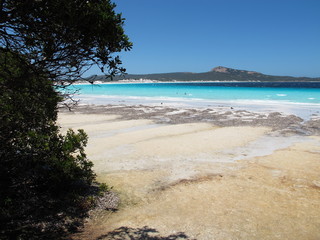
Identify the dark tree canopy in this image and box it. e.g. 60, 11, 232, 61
0, 45, 97, 240
0, 1, 131, 238
0, 0, 132, 84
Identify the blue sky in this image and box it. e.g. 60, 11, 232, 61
86, 0, 320, 77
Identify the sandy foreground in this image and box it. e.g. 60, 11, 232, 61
58, 105, 320, 240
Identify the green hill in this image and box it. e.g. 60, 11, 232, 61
89, 66, 320, 82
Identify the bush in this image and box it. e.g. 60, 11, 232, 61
0, 0, 131, 237
0, 49, 96, 238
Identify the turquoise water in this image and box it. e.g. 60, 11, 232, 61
72, 82, 320, 104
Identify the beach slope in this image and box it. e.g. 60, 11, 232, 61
58, 106, 320, 240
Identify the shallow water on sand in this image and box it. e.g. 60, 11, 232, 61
69, 82, 320, 119
73, 82, 320, 104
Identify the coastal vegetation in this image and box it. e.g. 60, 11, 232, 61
92, 66, 320, 82
0, 0, 131, 239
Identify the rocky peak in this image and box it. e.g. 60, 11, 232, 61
211, 66, 230, 73
211, 66, 261, 75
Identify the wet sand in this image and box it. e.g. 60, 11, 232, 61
58, 105, 320, 240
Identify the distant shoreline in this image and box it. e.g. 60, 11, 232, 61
75, 79, 320, 85
83, 66, 320, 82
75, 80, 258, 85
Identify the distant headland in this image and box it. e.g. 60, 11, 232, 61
88, 66, 320, 82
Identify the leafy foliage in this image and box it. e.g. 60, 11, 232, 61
0, 0, 132, 84
0, 0, 131, 238
0, 48, 96, 239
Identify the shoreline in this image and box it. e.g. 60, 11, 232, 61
74, 80, 263, 85
60, 103, 320, 136
73, 94, 320, 120
66, 81, 320, 120
58, 104, 320, 240
75, 79, 320, 84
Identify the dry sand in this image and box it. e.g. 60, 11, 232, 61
58, 106, 320, 240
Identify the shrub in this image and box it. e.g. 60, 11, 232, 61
0, 49, 95, 239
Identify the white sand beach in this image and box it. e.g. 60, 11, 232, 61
58, 105, 320, 240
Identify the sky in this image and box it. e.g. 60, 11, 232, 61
85, 0, 320, 78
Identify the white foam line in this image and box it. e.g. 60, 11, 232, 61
74, 94, 320, 106
71, 94, 320, 120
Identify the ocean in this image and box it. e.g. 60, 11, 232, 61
70, 82, 320, 119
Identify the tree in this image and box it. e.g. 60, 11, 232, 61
0, 0, 131, 239
0, 48, 96, 238
0, 0, 132, 84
